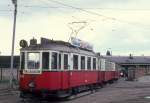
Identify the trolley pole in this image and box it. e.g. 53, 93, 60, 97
10, 0, 17, 88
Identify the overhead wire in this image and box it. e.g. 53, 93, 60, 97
18, 4, 150, 11
5, 2, 150, 22
6, 0, 150, 11
0, 9, 13, 13
2, 1, 150, 30
39, 0, 150, 29
45, 0, 115, 20
78, 8, 150, 11
4, 2, 150, 14
8, 0, 150, 29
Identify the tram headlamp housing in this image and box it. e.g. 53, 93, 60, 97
28, 81, 36, 88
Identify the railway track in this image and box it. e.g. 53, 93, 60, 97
19, 89, 99, 103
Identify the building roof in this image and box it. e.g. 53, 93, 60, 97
0, 56, 20, 68
102, 56, 150, 65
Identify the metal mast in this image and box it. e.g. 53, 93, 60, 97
10, 0, 17, 88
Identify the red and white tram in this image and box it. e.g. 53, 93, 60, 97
19, 37, 119, 98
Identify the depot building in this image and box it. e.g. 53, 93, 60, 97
103, 54, 150, 80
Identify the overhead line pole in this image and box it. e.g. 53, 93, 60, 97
10, 0, 17, 88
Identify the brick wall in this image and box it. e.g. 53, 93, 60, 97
128, 67, 150, 80
132, 67, 150, 80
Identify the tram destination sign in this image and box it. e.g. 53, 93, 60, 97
71, 37, 93, 51
23, 69, 42, 74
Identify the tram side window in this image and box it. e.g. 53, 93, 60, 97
42, 52, 49, 70
51, 52, 57, 69
73, 55, 78, 70
93, 58, 96, 70
21, 52, 25, 70
59, 54, 61, 69
87, 57, 91, 70
64, 54, 68, 69
81, 56, 85, 70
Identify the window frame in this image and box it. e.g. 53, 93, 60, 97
100, 58, 106, 71
87, 56, 91, 70
27, 52, 41, 70
22, 51, 42, 74
80, 55, 86, 70
73, 54, 79, 70
51, 51, 59, 70
58, 53, 62, 70
63, 53, 69, 70
93, 57, 97, 70
42, 52, 50, 70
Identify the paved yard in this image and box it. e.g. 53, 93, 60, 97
1, 78, 150, 103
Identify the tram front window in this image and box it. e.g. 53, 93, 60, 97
27, 53, 40, 69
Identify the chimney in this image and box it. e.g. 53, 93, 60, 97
129, 54, 133, 59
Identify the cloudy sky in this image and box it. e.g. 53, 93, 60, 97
1, 0, 150, 56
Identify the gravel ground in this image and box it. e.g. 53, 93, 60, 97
1, 78, 150, 103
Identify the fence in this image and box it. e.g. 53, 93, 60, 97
0, 68, 19, 89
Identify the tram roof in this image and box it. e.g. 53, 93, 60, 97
21, 38, 96, 56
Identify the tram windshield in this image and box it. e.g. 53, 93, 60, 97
27, 52, 40, 69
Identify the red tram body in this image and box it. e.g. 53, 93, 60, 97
19, 38, 119, 98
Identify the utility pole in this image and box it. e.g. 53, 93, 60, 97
10, 0, 17, 88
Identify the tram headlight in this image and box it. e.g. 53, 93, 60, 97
28, 81, 36, 88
